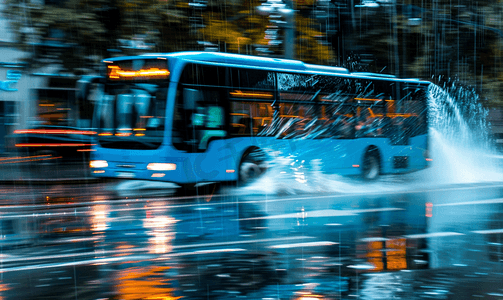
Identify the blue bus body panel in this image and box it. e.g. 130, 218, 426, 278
91, 134, 429, 184
91, 141, 237, 184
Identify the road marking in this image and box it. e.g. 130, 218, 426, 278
269, 241, 337, 249
404, 232, 464, 239
172, 236, 315, 250
435, 198, 503, 207
4, 182, 503, 212
359, 237, 389, 242
238, 207, 404, 220
0, 255, 151, 273
472, 228, 503, 234
0, 236, 314, 264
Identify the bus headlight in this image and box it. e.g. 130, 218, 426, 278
147, 163, 176, 171
90, 160, 108, 168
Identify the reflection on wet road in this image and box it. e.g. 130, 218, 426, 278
1, 182, 503, 299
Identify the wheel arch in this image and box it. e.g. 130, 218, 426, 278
362, 145, 382, 174
237, 146, 262, 166
237, 146, 267, 184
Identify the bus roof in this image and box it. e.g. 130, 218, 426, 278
106, 51, 430, 85
141, 51, 351, 74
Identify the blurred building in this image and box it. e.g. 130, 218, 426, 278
0, 50, 48, 152
0, 48, 67, 153
0, 2, 80, 153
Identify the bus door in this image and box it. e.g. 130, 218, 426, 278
174, 87, 234, 182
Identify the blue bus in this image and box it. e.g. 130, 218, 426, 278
89, 52, 431, 185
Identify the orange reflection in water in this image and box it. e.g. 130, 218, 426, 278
386, 238, 407, 270
365, 241, 384, 272
0, 283, 9, 300
361, 238, 407, 272
114, 266, 181, 300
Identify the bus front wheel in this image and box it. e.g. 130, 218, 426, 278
238, 148, 267, 185
362, 150, 380, 181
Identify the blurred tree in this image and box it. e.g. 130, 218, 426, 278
2, 0, 193, 73
295, 14, 335, 64
4, 0, 335, 72
4, 0, 502, 108
349, 1, 503, 107
198, 0, 335, 63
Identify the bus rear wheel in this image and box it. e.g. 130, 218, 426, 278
362, 150, 380, 181
238, 148, 267, 185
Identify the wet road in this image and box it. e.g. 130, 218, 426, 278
1, 180, 503, 299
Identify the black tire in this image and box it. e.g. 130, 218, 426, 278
362, 150, 380, 181
238, 148, 267, 185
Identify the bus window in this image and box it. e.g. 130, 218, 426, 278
99, 95, 115, 131
231, 68, 275, 90
116, 94, 134, 130
386, 86, 427, 144
97, 81, 167, 149
230, 102, 273, 136
277, 73, 320, 94
196, 105, 225, 150
174, 88, 226, 151
354, 99, 386, 138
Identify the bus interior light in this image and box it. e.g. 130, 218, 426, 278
90, 160, 108, 168
229, 90, 274, 99
147, 163, 177, 171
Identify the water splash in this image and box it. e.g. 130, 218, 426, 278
422, 81, 503, 184
237, 80, 503, 196
237, 151, 408, 195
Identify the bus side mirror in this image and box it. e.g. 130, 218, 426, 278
183, 88, 202, 110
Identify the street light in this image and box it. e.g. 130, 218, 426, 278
256, 0, 295, 59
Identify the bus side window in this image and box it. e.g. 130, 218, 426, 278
207, 106, 224, 128
404, 116, 419, 137
390, 117, 407, 145
191, 107, 206, 127
381, 117, 393, 137
197, 106, 226, 150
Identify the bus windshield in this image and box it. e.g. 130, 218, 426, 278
97, 82, 167, 150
